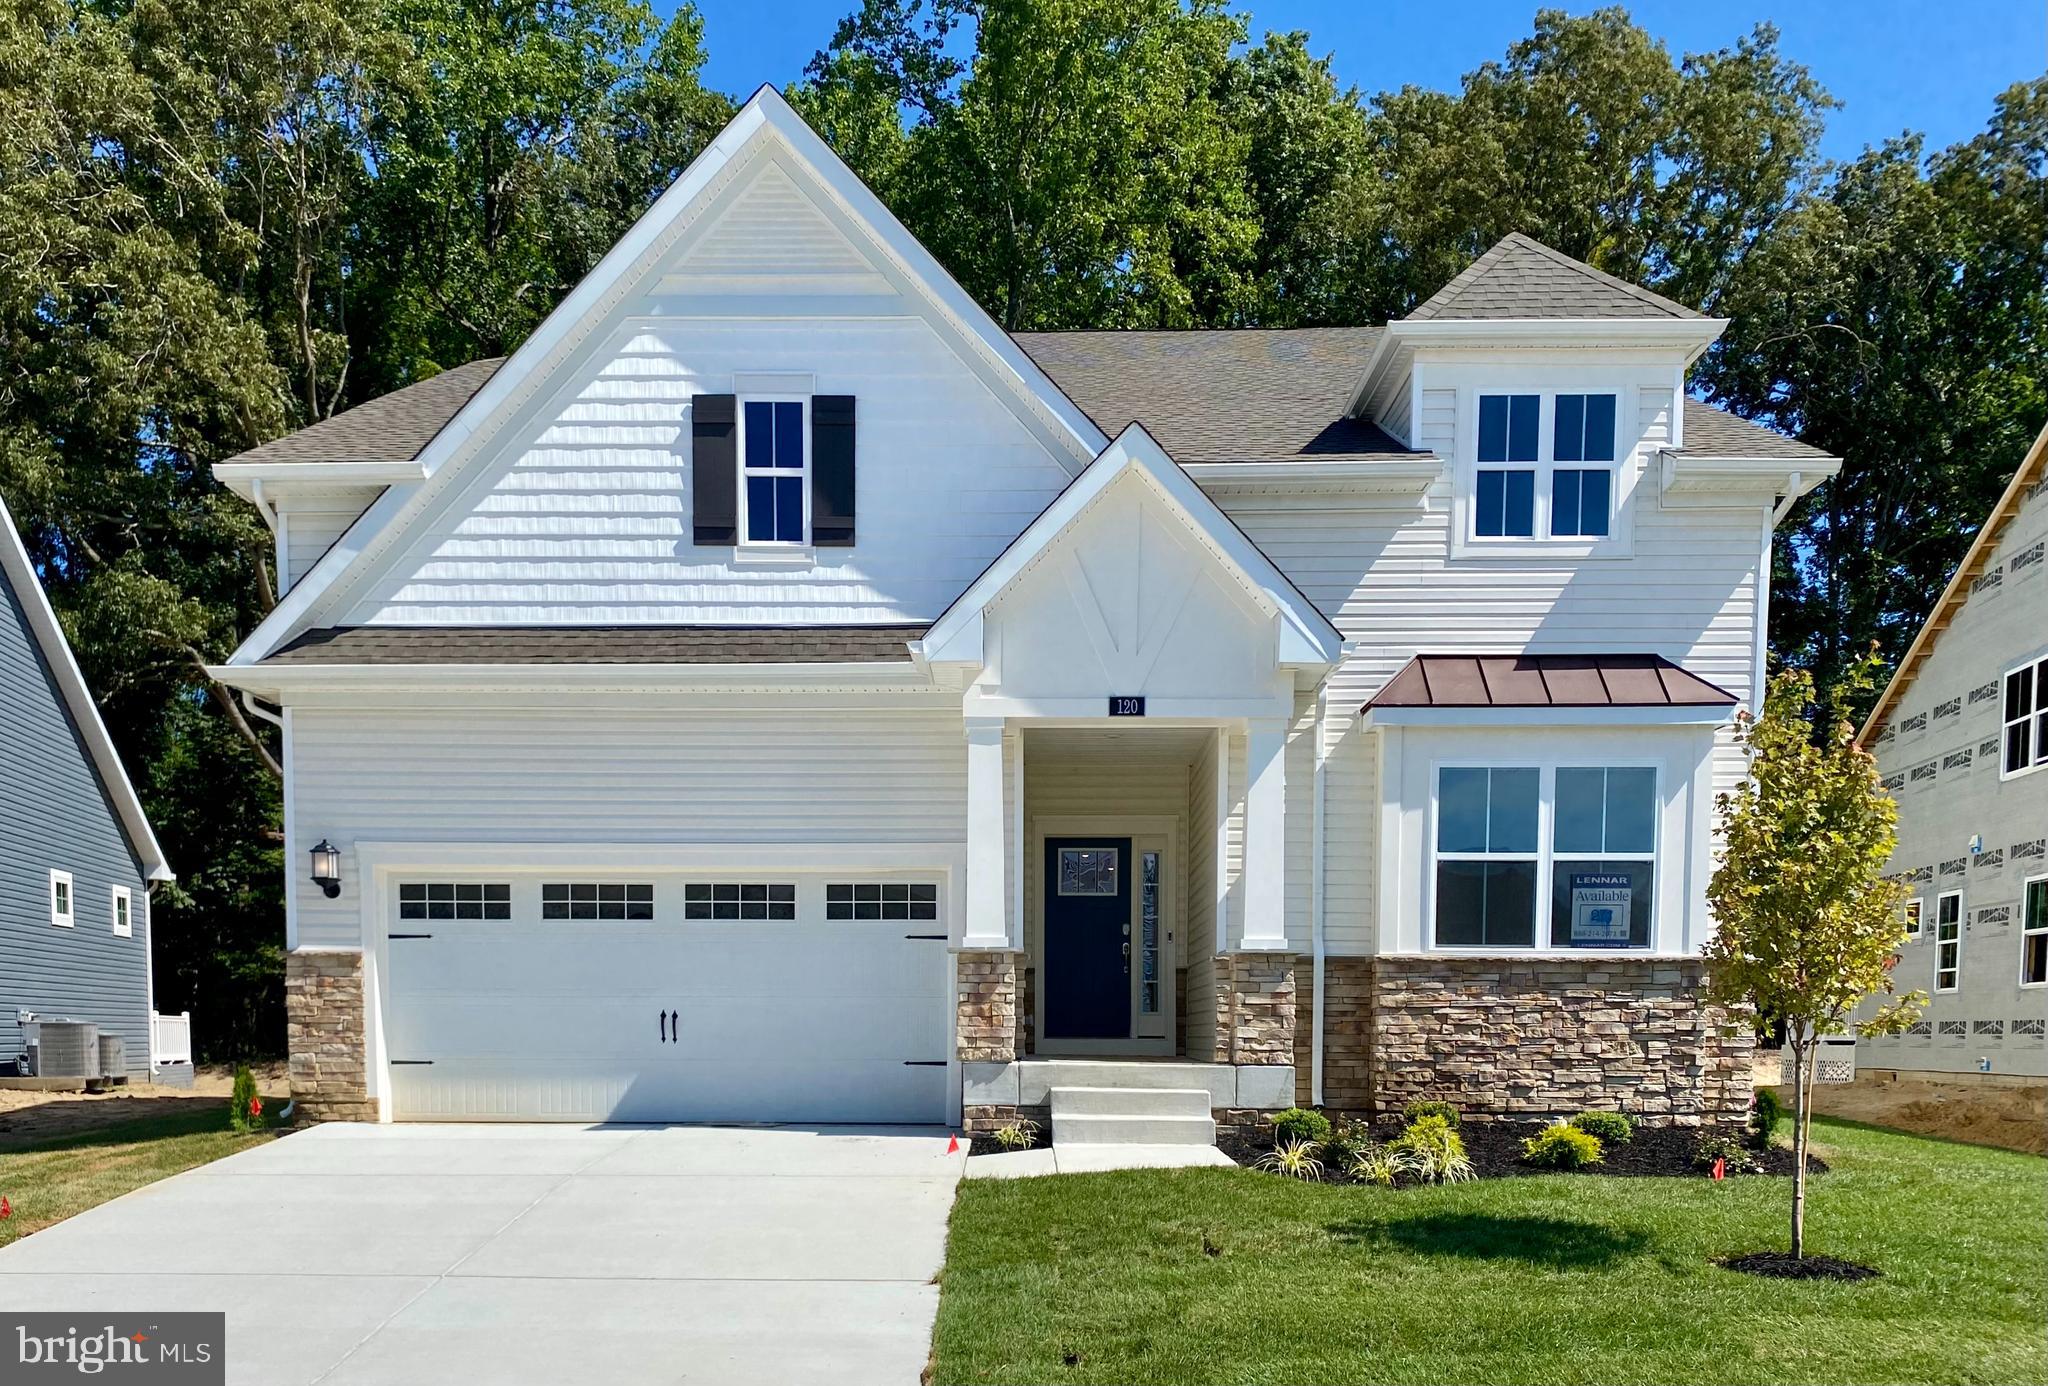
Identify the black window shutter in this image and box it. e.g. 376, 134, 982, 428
811, 395, 856, 547
691, 394, 737, 545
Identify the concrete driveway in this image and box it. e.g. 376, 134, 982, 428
0, 1123, 965, 1385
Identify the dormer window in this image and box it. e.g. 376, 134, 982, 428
1472, 392, 1618, 542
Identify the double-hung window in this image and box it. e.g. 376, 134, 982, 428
1473, 392, 1617, 541
2001, 654, 2048, 778
1934, 890, 1963, 991
2021, 876, 2047, 987
112, 885, 133, 937
1434, 763, 1656, 950
50, 870, 74, 928
740, 398, 808, 545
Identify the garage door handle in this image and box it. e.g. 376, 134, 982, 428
390, 933, 432, 940
903, 933, 946, 940
902, 1060, 946, 1067
657, 1010, 667, 1043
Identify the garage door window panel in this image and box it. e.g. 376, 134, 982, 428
400, 882, 512, 921
544, 883, 655, 921
826, 883, 938, 921
684, 883, 795, 921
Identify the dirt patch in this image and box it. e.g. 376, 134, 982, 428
1775, 1075, 2047, 1156
0, 1064, 288, 1149
1717, 1252, 1881, 1282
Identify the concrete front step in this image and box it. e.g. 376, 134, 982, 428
1051, 1112, 1218, 1147
1018, 1060, 1236, 1106
1049, 1085, 1212, 1119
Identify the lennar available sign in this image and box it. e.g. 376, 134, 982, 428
4, 1313, 223, 1382
1569, 872, 1633, 945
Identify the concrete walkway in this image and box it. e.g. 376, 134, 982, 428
965, 1143, 1237, 1178
0, 1123, 965, 1385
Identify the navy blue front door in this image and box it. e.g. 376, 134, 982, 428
1043, 838, 1132, 1040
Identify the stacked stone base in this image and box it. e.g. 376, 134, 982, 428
285, 951, 375, 1122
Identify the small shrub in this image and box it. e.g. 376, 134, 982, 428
1388, 1114, 1475, 1184
1347, 1141, 1412, 1188
1569, 1110, 1635, 1145
1750, 1088, 1784, 1147
1254, 1138, 1325, 1182
228, 1064, 261, 1133
992, 1120, 1039, 1151
1400, 1099, 1460, 1128
1693, 1132, 1754, 1173
1522, 1122, 1605, 1170
1319, 1117, 1368, 1170
1270, 1107, 1332, 1147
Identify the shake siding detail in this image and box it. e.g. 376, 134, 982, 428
0, 576, 150, 1071
287, 706, 967, 950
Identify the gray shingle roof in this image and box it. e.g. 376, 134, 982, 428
227, 358, 506, 467
1675, 399, 1834, 461
1405, 233, 1700, 322
1367, 654, 1736, 710
1014, 329, 1417, 462
263, 625, 924, 666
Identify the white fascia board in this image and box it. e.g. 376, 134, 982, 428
920, 423, 1343, 669
1361, 703, 1737, 730
0, 496, 173, 881
229, 87, 1107, 666
214, 460, 427, 504
206, 659, 937, 696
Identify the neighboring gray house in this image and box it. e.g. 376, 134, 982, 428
1858, 423, 2048, 1080
1, 495, 173, 1077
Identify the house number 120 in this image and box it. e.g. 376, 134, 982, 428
1109, 697, 1146, 717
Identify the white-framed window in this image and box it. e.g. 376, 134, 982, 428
543, 883, 654, 921
1901, 896, 1923, 940
2000, 653, 2048, 778
684, 882, 794, 921
2021, 875, 2047, 988
399, 882, 511, 921
1473, 392, 1617, 541
111, 885, 132, 937
1934, 889, 1963, 992
1432, 763, 1657, 950
825, 882, 936, 921
738, 396, 808, 546
50, 870, 73, 928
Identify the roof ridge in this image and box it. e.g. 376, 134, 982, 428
1405, 231, 1698, 323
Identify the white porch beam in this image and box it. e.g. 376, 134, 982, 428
963, 717, 1010, 949
1240, 717, 1289, 950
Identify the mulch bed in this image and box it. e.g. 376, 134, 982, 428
968, 1126, 1052, 1158
1717, 1252, 1880, 1281
1222, 1119, 1823, 1183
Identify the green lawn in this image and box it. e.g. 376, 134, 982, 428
0, 1106, 278, 1249
932, 1119, 2047, 1385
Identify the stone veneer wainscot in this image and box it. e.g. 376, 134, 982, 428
285, 951, 376, 1121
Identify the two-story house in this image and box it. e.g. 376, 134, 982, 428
2, 495, 173, 1078
1857, 424, 2047, 1080
208, 89, 1834, 1138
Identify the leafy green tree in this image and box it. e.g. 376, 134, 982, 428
807, 0, 1258, 328
1704, 79, 2048, 703
1704, 658, 1922, 1260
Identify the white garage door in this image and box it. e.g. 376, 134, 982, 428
381, 876, 951, 1123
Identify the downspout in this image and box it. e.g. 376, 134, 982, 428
1310, 681, 1330, 1107
1770, 473, 1804, 528
240, 689, 283, 732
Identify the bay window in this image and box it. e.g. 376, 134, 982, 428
1434, 762, 1657, 950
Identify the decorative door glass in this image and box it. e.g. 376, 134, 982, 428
1139, 851, 1161, 1014
1058, 847, 1120, 896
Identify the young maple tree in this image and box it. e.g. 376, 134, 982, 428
1703, 655, 1923, 1259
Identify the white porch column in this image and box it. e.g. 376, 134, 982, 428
963, 716, 1010, 948
1240, 716, 1289, 950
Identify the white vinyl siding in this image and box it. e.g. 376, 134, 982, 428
287, 706, 967, 950
281, 491, 381, 593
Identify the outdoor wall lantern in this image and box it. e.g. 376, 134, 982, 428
310, 839, 342, 898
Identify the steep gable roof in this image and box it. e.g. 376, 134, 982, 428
1405, 233, 1700, 322
223, 86, 1108, 664
1862, 420, 2048, 742
0, 497, 172, 881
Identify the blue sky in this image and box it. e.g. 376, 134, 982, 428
675, 0, 2045, 163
